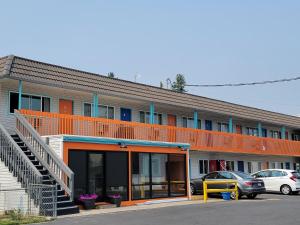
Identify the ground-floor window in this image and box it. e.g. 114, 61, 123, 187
69, 150, 128, 203
132, 153, 186, 200
226, 161, 235, 171
199, 160, 209, 174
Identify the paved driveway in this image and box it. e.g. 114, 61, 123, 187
41, 194, 300, 225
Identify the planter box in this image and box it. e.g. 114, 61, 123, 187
109, 197, 122, 207
81, 199, 96, 210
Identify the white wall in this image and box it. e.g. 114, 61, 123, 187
189, 151, 298, 179
0, 161, 34, 214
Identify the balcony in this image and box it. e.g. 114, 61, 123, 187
18, 110, 300, 157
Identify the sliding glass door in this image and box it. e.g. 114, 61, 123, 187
132, 153, 186, 200
88, 153, 104, 198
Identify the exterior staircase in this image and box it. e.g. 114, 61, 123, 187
10, 134, 79, 216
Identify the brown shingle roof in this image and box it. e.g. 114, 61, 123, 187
2, 55, 300, 128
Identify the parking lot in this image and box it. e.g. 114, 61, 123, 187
39, 193, 300, 225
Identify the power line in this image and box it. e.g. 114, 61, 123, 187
186, 76, 300, 87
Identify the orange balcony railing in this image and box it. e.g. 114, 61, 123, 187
18, 110, 300, 156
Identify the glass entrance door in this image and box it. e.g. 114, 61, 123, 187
88, 153, 104, 199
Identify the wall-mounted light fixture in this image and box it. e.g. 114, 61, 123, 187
118, 142, 127, 148
178, 146, 188, 151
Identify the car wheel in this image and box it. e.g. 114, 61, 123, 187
247, 193, 257, 199
190, 184, 195, 195
230, 188, 241, 200
280, 184, 292, 195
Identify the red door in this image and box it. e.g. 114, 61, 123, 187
167, 114, 177, 126
59, 99, 73, 134
59, 99, 73, 115
209, 160, 217, 172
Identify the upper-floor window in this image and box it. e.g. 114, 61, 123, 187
247, 127, 258, 136
182, 117, 201, 129
262, 128, 268, 137
292, 134, 300, 141
83, 103, 114, 119
205, 120, 212, 131
139, 111, 162, 125
9, 92, 50, 113
218, 123, 229, 132
270, 130, 281, 139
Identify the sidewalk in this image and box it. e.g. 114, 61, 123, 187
59, 198, 224, 218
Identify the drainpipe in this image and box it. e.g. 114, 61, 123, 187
193, 111, 198, 129
18, 80, 23, 110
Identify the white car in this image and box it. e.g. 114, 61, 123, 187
252, 169, 300, 195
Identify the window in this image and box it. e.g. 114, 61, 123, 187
247, 127, 258, 136
262, 128, 268, 137
139, 111, 162, 125
258, 162, 262, 171
254, 171, 270, 178
271, 170, 286, 177
9, 92, 50, 113
271, 130, 281, 139
218, 171, 235, 179
83, 103, 115, 119
182, 117, 201, 129
247, 162, 252, 173
204, 172, 218, 179
84, 103, 92, 117
205, 120, 212, 131
218, 123, 229, 132
199, 160, 209, 174
286, 162, 291, 170
226, 161, 235, 171
292, 134, 300, 141
270, 162, 276, 169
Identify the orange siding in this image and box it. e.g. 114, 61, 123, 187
20, 109, 300, 156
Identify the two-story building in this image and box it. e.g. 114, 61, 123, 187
1, 55, 300, 212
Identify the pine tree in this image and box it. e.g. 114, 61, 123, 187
171, 74, 186, 92
107, 72, 115, 78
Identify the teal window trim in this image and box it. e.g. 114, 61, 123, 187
193, 111, 198, 129
228, 117, 233, 133
18, 80, 22, 110
149, 103, 155, 124
258, 122, 263, 137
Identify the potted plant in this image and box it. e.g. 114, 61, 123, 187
79, 194, 98, 210
107, 194, 122, 207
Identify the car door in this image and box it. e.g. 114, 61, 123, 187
253, 170, 272, 191
269, 170, 287, 192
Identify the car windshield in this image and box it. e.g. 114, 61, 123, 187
232, 171, 253, 179
291, 171, 300, 178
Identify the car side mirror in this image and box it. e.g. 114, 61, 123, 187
201, 177, 205, 181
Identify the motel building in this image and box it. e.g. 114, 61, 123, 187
0, 55, 300, 215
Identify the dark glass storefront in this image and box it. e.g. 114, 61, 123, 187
69, 150, 128, 202
132, 153, 186, 200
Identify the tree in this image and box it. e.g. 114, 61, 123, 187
107, 72, 116, 78
160, 81, 164, 88
171, 74, 187, 92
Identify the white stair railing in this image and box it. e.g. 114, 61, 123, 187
14, 110, 74, 200
0, 122, 43, 190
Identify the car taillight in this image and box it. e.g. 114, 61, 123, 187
244, 181, 253, 186
290, 176, 297, 182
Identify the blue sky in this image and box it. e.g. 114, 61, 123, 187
1, 1, 300, 116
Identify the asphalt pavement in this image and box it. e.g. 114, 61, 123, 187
39, 194, 300, 225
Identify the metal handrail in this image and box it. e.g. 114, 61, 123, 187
0, 122, 43, 191
14, 110, 74, 200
